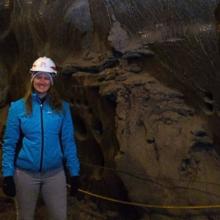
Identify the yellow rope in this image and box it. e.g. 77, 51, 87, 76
69, 161, 220, 210
78, 189, 220, 210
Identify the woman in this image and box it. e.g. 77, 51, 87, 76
2, 57, 80, 220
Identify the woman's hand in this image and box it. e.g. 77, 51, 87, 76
70, 176, 79, 197
3, 176, 16, 197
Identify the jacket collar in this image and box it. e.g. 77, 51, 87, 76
32, 92, 49, 104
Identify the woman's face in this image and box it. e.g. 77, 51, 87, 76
33, 72, 51, 95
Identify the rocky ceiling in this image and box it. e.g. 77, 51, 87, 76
1, 0, 220, 219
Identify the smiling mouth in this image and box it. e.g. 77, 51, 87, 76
37, 84, 48, 87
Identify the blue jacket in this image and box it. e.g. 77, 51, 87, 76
2, 93, 80, 177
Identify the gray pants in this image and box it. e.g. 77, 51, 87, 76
14, 168, 67, 220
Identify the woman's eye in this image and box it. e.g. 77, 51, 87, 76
36, 76, 50, 80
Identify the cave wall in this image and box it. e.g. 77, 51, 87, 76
1, 1, 220, 219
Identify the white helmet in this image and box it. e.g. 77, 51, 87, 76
30, 56, 57, 74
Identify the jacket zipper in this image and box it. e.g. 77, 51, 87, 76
39, 103, 44, 172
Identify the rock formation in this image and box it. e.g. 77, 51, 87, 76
1, 1, 220, 219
